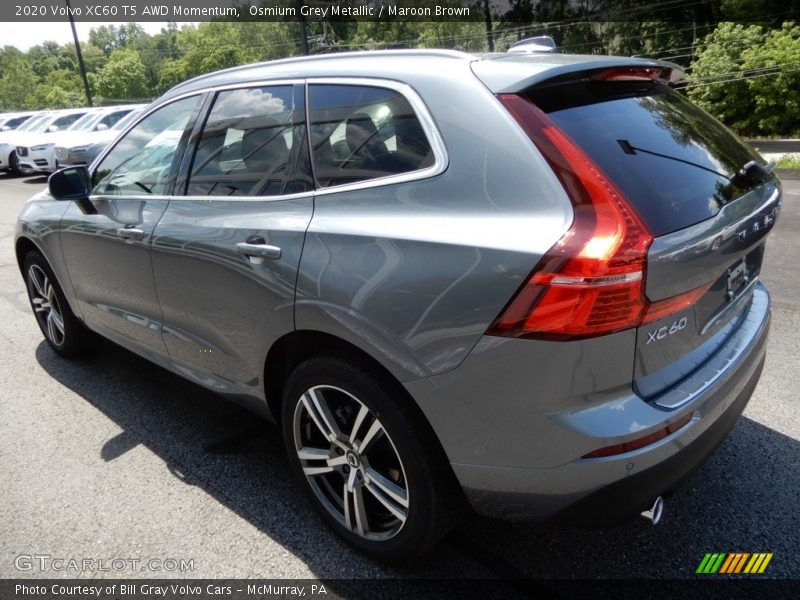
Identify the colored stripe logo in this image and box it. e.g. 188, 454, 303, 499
697, 553, 773, 574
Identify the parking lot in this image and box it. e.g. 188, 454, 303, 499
0, 173, 798, 582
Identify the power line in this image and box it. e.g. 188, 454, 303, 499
680, 60, 800, 89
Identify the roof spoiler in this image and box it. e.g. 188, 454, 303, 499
472, 57, 685, 94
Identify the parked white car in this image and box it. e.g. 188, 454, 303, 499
54, 105, 147, 169
17, 106, 140, 174
0, 111, 39, 132
1, 108, 88, 175
0, 112, 53, 174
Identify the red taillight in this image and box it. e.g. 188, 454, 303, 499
488, 94, 654, 340
641, 282, 714, 325
582, 411, 694, 459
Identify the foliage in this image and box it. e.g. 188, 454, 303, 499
740, 22, 800, 134
686, 23, 766, 134
92, 48, 148, 100
776, 153, 800, 168
687, 22, 800, 136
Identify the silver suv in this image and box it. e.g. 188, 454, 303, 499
16, 48, 779, 561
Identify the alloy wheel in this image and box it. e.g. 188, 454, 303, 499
293, 385, 409, 541
28, 264, 66, 346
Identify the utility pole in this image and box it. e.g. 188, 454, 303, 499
483, 0, 494, 52
66, 0, 93, 106
296, 0, 309, 55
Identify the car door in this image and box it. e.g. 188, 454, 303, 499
150, 82, 314, 396
59, 95, 204, 357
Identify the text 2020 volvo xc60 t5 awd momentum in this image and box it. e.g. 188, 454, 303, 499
16, 47, 779, 560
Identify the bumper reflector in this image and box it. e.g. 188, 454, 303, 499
582, 411, 694, 458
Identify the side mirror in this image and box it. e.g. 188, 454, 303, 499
95, 123, 109, 131
0, 125, 9, 132
49, 167, 96, 214
49, 166, 91, 200
47, 125, 59, 132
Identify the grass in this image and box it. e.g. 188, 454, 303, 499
776, 153, 800, 169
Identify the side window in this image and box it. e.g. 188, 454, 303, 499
92, 96, 201, 196
186, 85, 312, 196
308, 84, 435, 188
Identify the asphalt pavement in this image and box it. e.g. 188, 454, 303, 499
0, 173, 798, 582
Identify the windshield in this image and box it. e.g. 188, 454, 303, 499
4, 115, 33, 129
17, 114, 50, 132
49, 112, 86, 131
112, 109, 144, 131
69, 111, 102, 131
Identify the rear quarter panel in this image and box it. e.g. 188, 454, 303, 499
295, 62, 573, 380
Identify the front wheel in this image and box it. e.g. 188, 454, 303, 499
23, 250, 98, 357
282, 356, 463, 561
8, 150, 22, 176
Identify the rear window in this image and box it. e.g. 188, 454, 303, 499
526, 81, 763, 236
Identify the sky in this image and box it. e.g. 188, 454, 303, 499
2, 22, 187, 51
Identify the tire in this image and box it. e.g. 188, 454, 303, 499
8, 150, 22, 176
282, 355, 464, 561
23, 250, 98, 358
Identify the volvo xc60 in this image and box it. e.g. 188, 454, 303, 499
16, 47, 779, 560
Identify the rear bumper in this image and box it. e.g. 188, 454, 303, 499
406, 284, 770, 521
552, 350, 764, 525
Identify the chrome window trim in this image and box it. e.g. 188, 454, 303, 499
178, 190, 316, 203
91, 77, 448, 203
306, 77, 449, 197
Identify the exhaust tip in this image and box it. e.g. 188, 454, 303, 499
640, 496, 664, 525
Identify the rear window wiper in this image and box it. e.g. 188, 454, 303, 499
730, 160, 775, 186
616, 139, 730, 178
617, 139, 775, 185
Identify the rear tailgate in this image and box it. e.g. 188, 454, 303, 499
481, 58, 781, 402
635, 182, 778, 403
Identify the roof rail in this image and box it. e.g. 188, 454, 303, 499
507, 36, 557, 54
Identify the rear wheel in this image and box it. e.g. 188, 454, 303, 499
282, 356, 463, 561
23, 251, 98, 357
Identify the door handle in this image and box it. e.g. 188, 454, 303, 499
116, 227, 145, 241
235, 242, 282, 260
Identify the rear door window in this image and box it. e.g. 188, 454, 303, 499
526, 81, 765, 236
308, 84, 434, 188
186, 85, 312, 197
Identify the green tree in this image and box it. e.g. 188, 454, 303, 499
140, 22, 182, 93
0, 47, 37, 109
89, 23, 148, 56
92, 48, 149, 100
171, 22, 296, 81
25, 68, 86, 108
687, 22, 766, 134
741, 22, 800, 134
